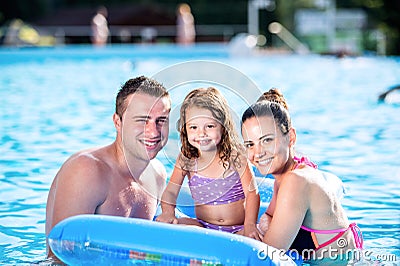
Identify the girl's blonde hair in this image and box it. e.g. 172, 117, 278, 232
177, 87, 244, 170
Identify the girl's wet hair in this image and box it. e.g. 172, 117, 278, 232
178, 87, 243, 170
241, 100, 291, 135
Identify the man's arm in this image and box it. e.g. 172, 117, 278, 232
46, 153, 107, 258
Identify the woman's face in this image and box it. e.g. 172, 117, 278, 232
241, 115, 291, 175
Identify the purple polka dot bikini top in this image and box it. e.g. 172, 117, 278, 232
188, 161, 245, 205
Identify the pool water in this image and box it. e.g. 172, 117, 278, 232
0, 44, 399, 265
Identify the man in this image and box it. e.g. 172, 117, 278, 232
45, 76, 171, 262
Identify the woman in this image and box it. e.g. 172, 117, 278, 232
241, 92, 363, 264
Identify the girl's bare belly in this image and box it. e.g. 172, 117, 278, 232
195, 199, 245, 225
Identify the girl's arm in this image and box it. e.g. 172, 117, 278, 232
155, 157, 187, 224
240, 159, 261, 240
262, 172, 309, 250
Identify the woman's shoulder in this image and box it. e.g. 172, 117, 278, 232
280, 169, 314, 192
283, 168, 340, 201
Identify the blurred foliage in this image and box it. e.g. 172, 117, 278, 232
338, 0, 399, 54
0, 0, 398, 54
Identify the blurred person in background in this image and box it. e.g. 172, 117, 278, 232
91, 6, 109, 46
176, 3, 195, 45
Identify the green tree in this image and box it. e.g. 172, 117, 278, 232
337, 0, 400, 54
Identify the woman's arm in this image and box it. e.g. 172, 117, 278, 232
262, 172, 309, 250
240, 160, 261, 240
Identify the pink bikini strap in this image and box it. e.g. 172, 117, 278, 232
300, 225, 347, 250
300, 225, 347, 234
293, 156, 318, 169
301, 223, 363, 250
316, 230, 346, 250
349, 223, 364, 249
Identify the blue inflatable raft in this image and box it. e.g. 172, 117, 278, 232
48, 171, 343, 265
48, 214, 299, 265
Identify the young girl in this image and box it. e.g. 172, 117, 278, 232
156, 87, 260, 239
241, 91, 363, 262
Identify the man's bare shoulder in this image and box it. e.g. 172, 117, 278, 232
64, 148, 100, 166
57, 145, 114, 182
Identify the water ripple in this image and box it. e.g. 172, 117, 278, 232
1, 47, 399, 264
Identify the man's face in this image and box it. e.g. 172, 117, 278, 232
121, 93, 170, 162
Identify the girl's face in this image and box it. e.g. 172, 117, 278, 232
185, 107, 223, 153
241, 115, 292, 175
